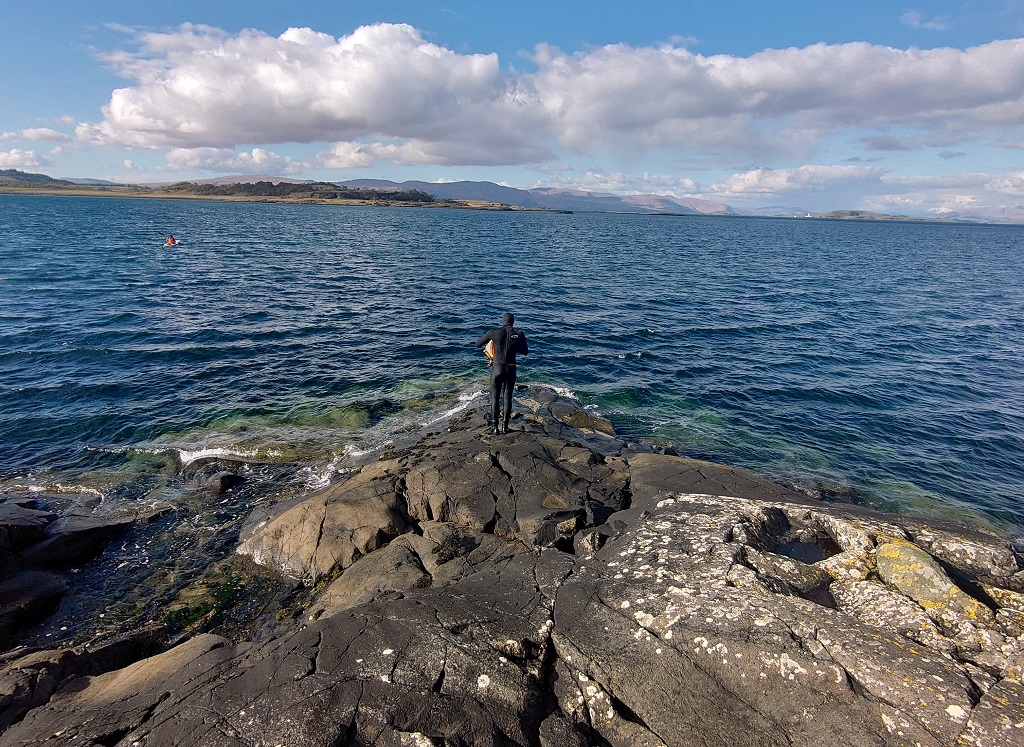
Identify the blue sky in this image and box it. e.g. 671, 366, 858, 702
3, 0, 1024, 215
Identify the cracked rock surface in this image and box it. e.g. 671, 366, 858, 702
1, 387, 1022, 746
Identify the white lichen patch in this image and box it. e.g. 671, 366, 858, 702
757, 651, 808, 681
634, 611, 655, 627
945, 704, 967, 720
400, 732, 438, 747
477, 674, 491, 690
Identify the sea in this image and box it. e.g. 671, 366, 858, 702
2, 193, 1023, 549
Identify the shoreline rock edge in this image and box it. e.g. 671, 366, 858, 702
1, 387, 1022, 746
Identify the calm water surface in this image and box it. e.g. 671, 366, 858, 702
2, 194, 1023, 534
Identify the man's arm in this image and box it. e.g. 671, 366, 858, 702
475, 330, 493, 348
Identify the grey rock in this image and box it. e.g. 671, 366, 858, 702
0, 504, 56, 561
236, 458, 409, 581
0, 624, 164, 731
3, 389, 1023, 746
17, 514, 134, 570
203, 470, 242, 495
0, 572, 67, 649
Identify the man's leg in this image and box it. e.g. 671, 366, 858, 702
501, 373, 516, 432
489, 375, 501, 434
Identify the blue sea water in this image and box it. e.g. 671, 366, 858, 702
2, 193, 1023, 534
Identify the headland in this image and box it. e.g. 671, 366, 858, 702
1, 388, 1021, 745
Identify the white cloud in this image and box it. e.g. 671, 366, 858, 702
862, 193, 926, 210
901, 11, 952, 31
985, 171, 1024, 197
0, 149, 46, 168
317, 137, 541, 168
526, 37, 1024, 158
72, 23, 1024, 172
1, 127, 70, 142
163, 147, 304, 174
712, 165, 886, 198
80, 23, 551, 168
931, 194, 980, 213
534, 170, 700, 197
860, 172, 1023, 214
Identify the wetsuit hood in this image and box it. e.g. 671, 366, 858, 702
501, 313, 515, 326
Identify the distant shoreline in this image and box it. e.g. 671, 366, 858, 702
2, 184, 1017, 225
0, 185, 553, 212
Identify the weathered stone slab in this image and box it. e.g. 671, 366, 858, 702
235, 458, 408, 581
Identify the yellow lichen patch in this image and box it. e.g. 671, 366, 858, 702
875, 540, 995, 627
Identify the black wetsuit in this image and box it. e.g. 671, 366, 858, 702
475, 322, 528, 433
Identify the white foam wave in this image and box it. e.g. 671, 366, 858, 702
27, 483, 105, 499
547, 385, 579, 401
341, 442, 383, 460
178, 447, 259, 466
298, 453, 360, 491
421, 389, 485, 426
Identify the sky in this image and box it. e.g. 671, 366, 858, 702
3, 0, 1024, 215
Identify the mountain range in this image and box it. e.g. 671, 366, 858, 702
4, 169, 1024, 223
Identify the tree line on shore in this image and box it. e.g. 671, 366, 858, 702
163, 180, 438, 202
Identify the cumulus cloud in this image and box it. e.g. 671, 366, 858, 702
862, 193, 927, 210
985, 171, 1024, 197
0, 149, 47, 168
712, 165, 886, 198
860, 171, 1021, 213
163, 146, 304, 174
81, 23, 551, 168
72, 23, 1024, 171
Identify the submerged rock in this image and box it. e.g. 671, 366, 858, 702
0, 572, 67, 650
17, 515, 135, 570
1, 388, 1022, 746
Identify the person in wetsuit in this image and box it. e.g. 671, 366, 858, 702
476, 313, 529, 434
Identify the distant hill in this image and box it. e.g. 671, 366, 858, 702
339, 179, 735, 215
0, 169, 73, 186
160, 180, 438, 203
5, 169, 1023, 224
62, 177, 120, 186
745, 205, 810, 218
191, 175, 315, 187
138, 175, 315, 188
932, 205, 1024, 224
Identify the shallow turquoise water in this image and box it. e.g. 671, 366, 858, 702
2, 193, 1022, 531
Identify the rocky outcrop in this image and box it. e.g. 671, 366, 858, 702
1, 388, 1022, 746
